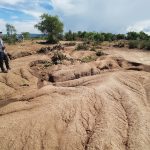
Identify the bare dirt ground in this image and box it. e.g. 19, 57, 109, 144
0, 41, 150, 150
103, 47, 150, 65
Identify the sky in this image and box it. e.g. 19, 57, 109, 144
0, 0, 150, 34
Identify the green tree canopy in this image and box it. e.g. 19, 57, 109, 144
35, 13, 64, 43
127, 32, 139, 40
5, 24, 17, 44
22, 32, 30, 39
6, 24, 16, 36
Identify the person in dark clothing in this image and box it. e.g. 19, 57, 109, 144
4, 51, 10, 70
0, 32, 10, 73
0, 51, 6, 72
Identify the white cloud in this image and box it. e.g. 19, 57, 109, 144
0, 0, 47, 18
13, 20, 40, 34
51, 0, 87, 15
0, 19, 6, 32
127, 20, 150, 34
21, 9, 42, 18
1, 0, 150, 33
0, 19, 39, 34
11, 16, 19, 19
50, 0, 150, 33
0, 0, 25, 5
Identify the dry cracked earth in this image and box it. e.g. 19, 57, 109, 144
0, 42, 150, 150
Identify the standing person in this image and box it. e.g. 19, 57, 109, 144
21, 34, 24, 42
16, 34, 19, 42
0, 32, 10, 73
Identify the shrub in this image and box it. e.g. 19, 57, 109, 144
113, 41, 125, 48
90, 47, 96, 51
138, 41, 145, 49
128, 40, 150, 50
75, 43, 89, 50
118, 41, 125, 48
3, 35, 17, 45
81, 56, 97, 63
51, 51, 67, 64
30, 60, 52, 68
64, 42, 76, 46
37, 47, 52, 54
43, 61, 53, 67
96, 51, 105, 56
144, 41, 150, 50
128, 40, 138, 49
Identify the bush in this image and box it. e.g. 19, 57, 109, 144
64, 42, 76, 46
3, 34, 17, 45
81, 56, 97, 63
51, 51, 67, 64
128, 40, 150, 50
118, 41, 125, 48
37, 47, 52, 54
22, 32, 30, 40
7, 36, 17, 45
144, 41, 150, 50
75, 43, 89, 50
96, 51, 105, 56
90, 47, 96, 51
43, 61, 53, 67
128, 40, 139, 49
138, 41, 145, 49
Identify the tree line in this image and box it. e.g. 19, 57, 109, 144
64, 30, 150, 42
3, 14, 150, 49
34, 14, 150, 43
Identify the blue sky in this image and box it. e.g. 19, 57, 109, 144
0, 0, 150, 34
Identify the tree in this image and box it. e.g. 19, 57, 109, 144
22, 32, 30, 40
6, 24, 16, 36
5, 24, 17, 44
35, 13, 64, 43
64, 30, 78, 41
139, 31, 149, 40
116, 34, 126, 40
102, 33, 114, 41
127, 32, 139, 40
93, 33, 105, 42
65, 30, 73, 41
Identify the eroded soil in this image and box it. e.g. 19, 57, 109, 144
0, 41, 150, 150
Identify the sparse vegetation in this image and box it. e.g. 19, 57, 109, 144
90, 47, 96, 51
37, 47, 52, 54
96, 50, 106, 56
113, 41, 125, 48
64, 42, 76, 46
75, 43, 89, 50
81, 56, 97, 63
64, 30, 77, 41
128, 40, 139, 49
51, 51, 67, 64
128, 40, 150, 50
43, 61, 53, 67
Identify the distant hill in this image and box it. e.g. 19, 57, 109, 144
30, 33, 46, 38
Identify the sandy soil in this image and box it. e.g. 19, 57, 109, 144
103, 47, 150, 65
0, 41, 150, 150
